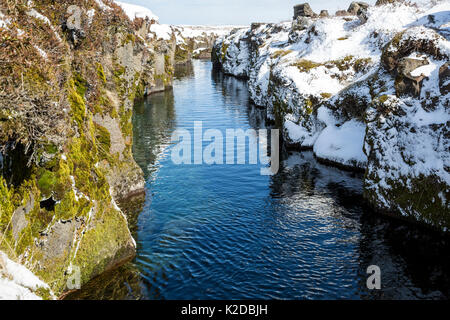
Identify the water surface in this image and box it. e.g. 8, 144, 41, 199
68, 60, 450, 300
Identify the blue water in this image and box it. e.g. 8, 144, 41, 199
68, 60, 450, 300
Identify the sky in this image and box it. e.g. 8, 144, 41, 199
120, 0, 378, 25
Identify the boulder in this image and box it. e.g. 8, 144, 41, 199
395, 56, 430, 97
319, 10, 330, 18
348, 2, 370, 15
294, 3, 317, 19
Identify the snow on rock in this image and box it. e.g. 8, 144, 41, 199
0, 11, 10, 29
213, 0, 450, 230
149, 23, 173, 41
314, 118, 367, 170
0, 252, 52, 300
114, 1, 158, 21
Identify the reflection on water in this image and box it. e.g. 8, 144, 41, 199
68, 60, 450, 300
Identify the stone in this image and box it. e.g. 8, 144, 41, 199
357, 8, 369, 24
292, 16, 313, 32
11, 193, 34, 241
336, 10, 350, 17
293, 3, 316, 19
319, 10, 329, 18
348, 2, 370, 15
395, 56, 430, 97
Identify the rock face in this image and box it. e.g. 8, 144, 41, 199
173, 26, 240, 64
294, 3, 317, 19
213, 1, 450, 231
0, 0, 179, 298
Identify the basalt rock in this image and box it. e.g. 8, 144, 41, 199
395, 56, 429, 97
294, 3, 317, 19
348, 2, 370, 15
319, 10, 330, 18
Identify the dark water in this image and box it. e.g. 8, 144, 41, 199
68, 60, 450, 300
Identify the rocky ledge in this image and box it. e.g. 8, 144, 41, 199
212, 1, 450, 231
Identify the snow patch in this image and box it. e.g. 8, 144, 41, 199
314, 119, 368, 169
114, 1, 158, 21
149, 23, 173, 41
0, 251, 51, 300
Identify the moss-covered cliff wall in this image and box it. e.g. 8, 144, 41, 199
0, 0, 177, 298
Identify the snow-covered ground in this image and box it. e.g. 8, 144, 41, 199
214, 0, 449, 168
0, 252, 52, 300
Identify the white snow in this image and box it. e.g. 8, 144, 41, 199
215, 0, 449, 172
114, 1, 158, 21
95, 0, 112, 11
149, 23, 173, 41
314, 119, 368, 169
0, 12, 10, 29
34, 45, 47, 59
0, 251, 50, 300
26, 9, 51, 25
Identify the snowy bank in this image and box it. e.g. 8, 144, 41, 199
212, 0, 450, 230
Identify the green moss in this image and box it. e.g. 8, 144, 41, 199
320, 92, 332, 99
68, 79, 87, 128
95, 123, 111, 160
304, 99, 314, 114
43, 144, 58, 155
221, 43, 229, 61
37, 169, 57, 198
354, 58, 372, 73
0, 176, 15, 231
272, 50, 293, 59
292, 59, 323, 72
71, 205, 133, 287
337, 37, 348, 41
35, 287, 53, 300
72, 72, 88, 98
122, 33, 135, 46
329, 55, 354, 71
96, 63, 107, 85
378, 95, 390, 104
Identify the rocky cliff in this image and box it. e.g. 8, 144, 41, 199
212, 1, 449, 231
0, 0, 184, 298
